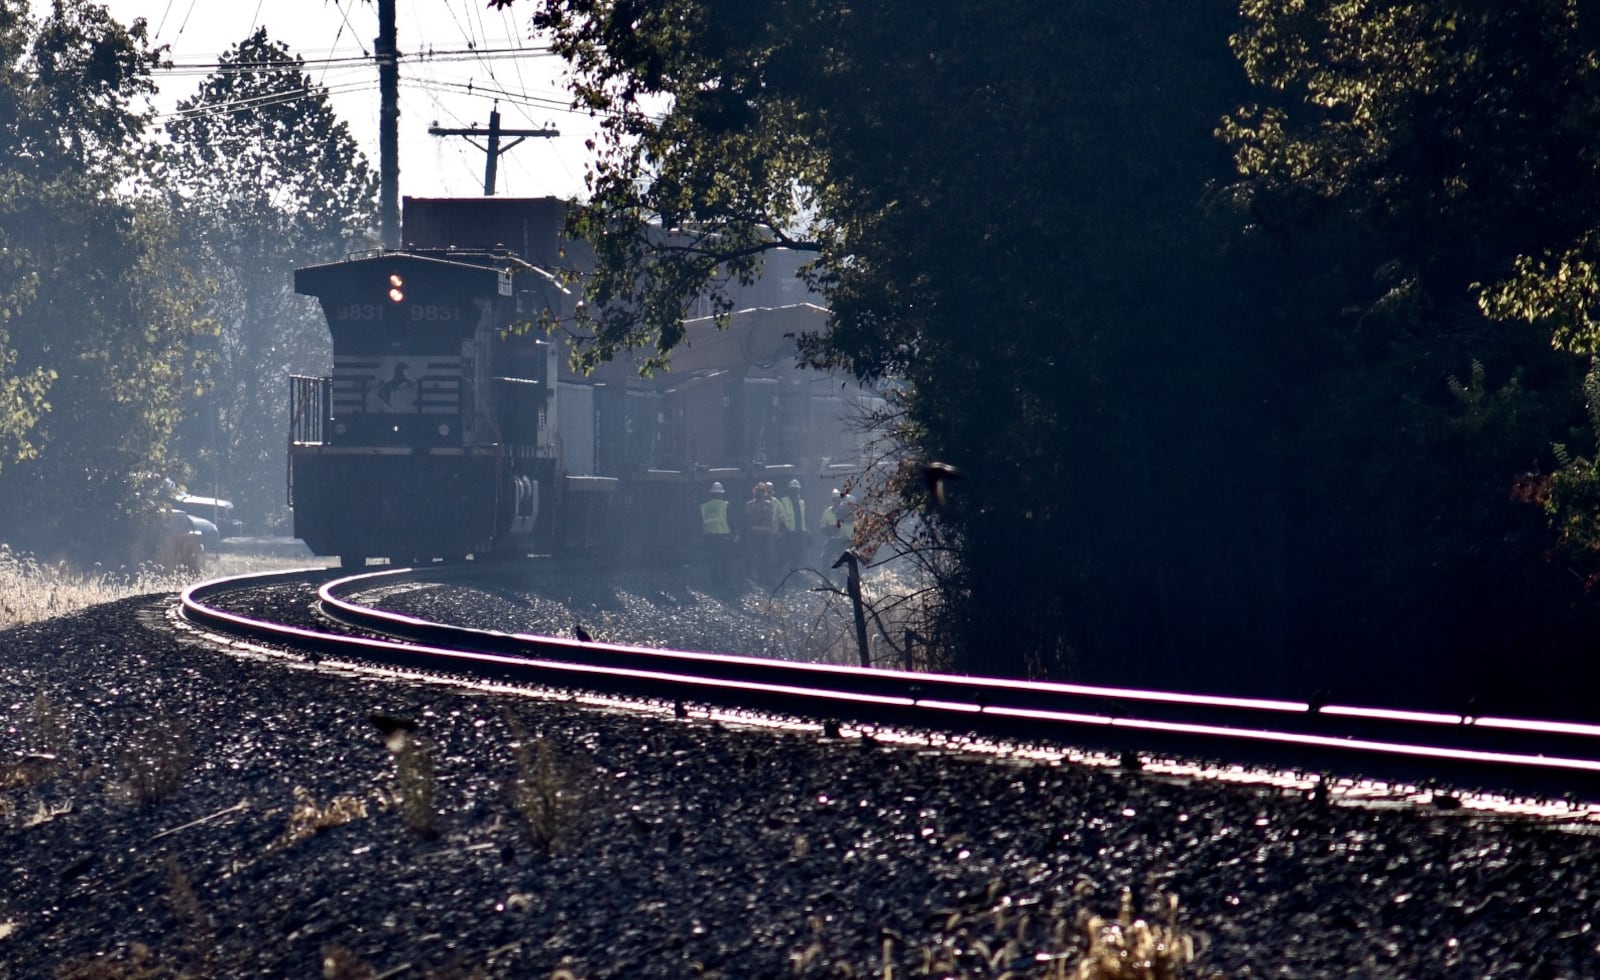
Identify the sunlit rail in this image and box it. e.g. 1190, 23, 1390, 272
180, 566, 1600, 805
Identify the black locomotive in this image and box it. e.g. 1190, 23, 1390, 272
287, 198, 868, 568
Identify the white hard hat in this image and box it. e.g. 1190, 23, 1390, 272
788, 478, 802, 489
831, 488, 841, 498
710, 482, 724, 494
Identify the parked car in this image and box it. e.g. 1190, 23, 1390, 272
170, 488, 243, 538
156, 507, 205, 572
185, 512, 221, 552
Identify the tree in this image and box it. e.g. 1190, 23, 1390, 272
1218, 0, 1600, 710
0, 0, 210, 564
504, 0, 1296, 686
1221, 0, 1600, 345
153, 27, 377, 529
496, 0, 1600, 714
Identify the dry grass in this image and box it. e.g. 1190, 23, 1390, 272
0, 543, 329, 630
1071, 891, 1213, 980
760, 562, 943, 669
278, 785, 371, 849
120, 713, 193, 805
506, 718, 586, 855
386, 730, 439, 839
792, 885, 1213, 979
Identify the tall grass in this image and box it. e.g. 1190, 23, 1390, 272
0, 544, 326, 630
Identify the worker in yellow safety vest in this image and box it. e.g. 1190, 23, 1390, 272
779, 478, 807, 570
817, 488, 843, 564
700, 481, 732, 588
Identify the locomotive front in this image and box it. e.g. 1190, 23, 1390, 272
288, 250, 558, 568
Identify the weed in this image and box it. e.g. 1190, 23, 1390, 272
387, 730, 437, 838
165, 855, 213, 946
322, 945, 379, 979
506, 716, 583, 854
120, 713, 192, 805
55, 942, 165, 979
0, 755, 53, 795
1073, 891, 1212, 980
278, 785, 370, 848
794, 886, 1212, 979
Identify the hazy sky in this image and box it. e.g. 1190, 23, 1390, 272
97, 0, 600, 200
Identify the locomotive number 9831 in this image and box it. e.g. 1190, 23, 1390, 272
331, 303, 462, 323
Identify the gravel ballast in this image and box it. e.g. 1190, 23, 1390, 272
3, 581, 1600, 978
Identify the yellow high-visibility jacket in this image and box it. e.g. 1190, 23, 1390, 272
701, 498, 730, 535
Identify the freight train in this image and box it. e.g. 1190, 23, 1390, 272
287, 197, 872, 568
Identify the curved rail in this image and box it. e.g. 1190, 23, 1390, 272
181, 567, 1600, 802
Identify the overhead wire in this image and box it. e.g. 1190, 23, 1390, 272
153, 0, 176, 40
411, 77, 599, 120
155, 47, 556, 78
400, 2, 488, 192
400, 85, 483, 190
315, 1, 352, 89
494, 2, 566, 195
136, 1, 596, 198
173, 0, 198, 40
274, 0, 366, 211
445, 0, 505, 193
157, 79, 378, 125
331, 0, 371, 58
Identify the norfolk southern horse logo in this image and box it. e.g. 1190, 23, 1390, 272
367, 360, 417, 412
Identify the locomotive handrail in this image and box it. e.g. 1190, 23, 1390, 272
288, 375, 330, 446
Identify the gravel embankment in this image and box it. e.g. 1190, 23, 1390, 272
3, 574, 1599, 978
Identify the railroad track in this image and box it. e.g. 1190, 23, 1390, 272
178, 565, 1600, 808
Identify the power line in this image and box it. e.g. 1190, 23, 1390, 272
155, 47, 557, 77
148, 71, 593, 127
153, 0, 176, 40
332, 0, 371, 58
156, 80, 377, 124
174, 0, 199, 39
409, 77, 582, 118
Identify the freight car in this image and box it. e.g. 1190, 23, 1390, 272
287, 198, 873, 569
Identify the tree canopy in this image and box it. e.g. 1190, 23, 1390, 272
0, 0, 210, 563
495, 0, 1600, 714
154, 27, 377, 528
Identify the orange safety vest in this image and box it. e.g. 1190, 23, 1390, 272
745, 496, 777, 534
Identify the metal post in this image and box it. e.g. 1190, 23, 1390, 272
430, 105, 558, 197
834, 551, 871, 668
376, 0, 400, 248
485, 108, 501, 196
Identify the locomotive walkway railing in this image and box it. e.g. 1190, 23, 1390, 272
288, 375, 331, 446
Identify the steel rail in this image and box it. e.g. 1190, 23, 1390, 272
181, 567, 1600, 801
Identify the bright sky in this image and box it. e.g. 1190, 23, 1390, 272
97, 0, 600, 200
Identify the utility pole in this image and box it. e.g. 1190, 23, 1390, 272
376, 0, 400, 248
429, 104, 559, 196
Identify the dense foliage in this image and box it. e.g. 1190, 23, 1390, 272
0, 0, 209, 564
1219, 0, 1600, 709
499, 0, 1600, 713
0, 4, 374, 564
154, 27, 377, 530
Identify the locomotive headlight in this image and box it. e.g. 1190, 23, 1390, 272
387, 273, 405, 303
437, 424, 450, 437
